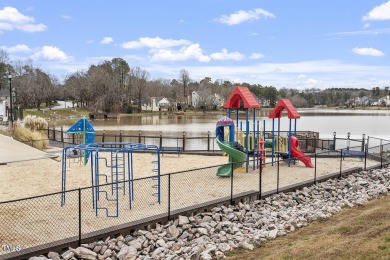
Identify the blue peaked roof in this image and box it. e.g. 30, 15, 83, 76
67, 118, 95, 133
67, 118, 95, 164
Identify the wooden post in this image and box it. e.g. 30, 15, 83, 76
182, 132, 186, 151
207, 131, 210, 151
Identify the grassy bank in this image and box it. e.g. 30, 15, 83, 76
228, 194, 390, 260
24, 107, 90, 119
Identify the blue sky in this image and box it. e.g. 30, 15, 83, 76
1, 1, 390, 89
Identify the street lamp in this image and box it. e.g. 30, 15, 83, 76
7, 71, 13, 125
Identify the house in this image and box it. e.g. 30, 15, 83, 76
0, 87, 9, 123
378, 96, 390, 106
142, 97, 176, 112
190, 91, 224, 109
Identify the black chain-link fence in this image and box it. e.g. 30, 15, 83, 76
2, 136, 390, 258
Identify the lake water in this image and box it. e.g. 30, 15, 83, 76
56, 109, 390, 142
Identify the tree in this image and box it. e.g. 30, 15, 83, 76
132, 67, 149, 113
179, 69, 190, 106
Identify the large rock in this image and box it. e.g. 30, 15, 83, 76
178, 215, 190, 226
72, 247, 97, 260
167, 225, 180, 239
116, 246, 137, 260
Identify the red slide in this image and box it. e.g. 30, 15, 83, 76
290, 136, 314, 168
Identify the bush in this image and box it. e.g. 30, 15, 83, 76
10, 124, 48, 150
24, 115, 48, 131
9, 118, 49, 150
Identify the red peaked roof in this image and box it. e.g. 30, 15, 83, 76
269, 99, 300, 119
223, 86, 260, 109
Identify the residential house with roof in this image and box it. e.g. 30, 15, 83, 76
142, 97, 176, 112
0, 87, 9, 123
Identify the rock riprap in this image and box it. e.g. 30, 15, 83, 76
30, 167, 390, 259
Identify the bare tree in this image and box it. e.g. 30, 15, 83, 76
179, 69, 190, 107
132, 66, 149, 113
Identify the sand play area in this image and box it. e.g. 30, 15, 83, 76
0, 147, 381, 252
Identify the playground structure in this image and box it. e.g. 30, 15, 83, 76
61, 142, 161, 217
62, 118, 161, 217
215, 116, 246, 177
269, 99, 314, 168
218, 87, 314, 172
66, 118, 95, 164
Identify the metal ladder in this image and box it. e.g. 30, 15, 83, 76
151, 150, 161, 203
95, 151, 119, 217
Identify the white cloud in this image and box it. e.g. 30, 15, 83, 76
121, 37, 191, 49
305, 78, 320, 85
363, 23, 370, 29
297, 74, 306, 79
325, 28, 390, 36
210, 49, 244, 61
101, 37, 113, 44
31, 46, 71, 61
151, 43, 211, 62
61, 15, 72, 20
0, 6, 47, 33
250, 52, 265, 59
352, 47, 385, 56
1, 44, 31, 53
217, 8, 275, 25
363, 1, 390, 21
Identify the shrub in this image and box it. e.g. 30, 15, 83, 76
24, 115, 48, 131
9, 121, 48, 150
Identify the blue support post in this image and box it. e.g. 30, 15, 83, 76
272, 118, 275, 166
278, 118, 281, 152
294, 119, 297, 136
245, 109, 249, 173
253, 108, 256, 170
228, 108, 231, 118
288, 119, 292, 167
236, 108, 239, 127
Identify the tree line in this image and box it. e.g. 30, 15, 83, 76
1, 50, 389, 112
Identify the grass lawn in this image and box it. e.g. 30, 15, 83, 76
23, 107, 90, 119
228, 194, 390, 260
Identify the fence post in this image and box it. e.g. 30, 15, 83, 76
259, 159, 262, 200
381, 144, 383, 169
115, 134, 117, 143
182, 132, 186, 151
277, 154, 280, 193
53, 126, 56, 141
61, 126, 64, 143
78, 188, 81, 246
230, 163, 234, 205
72, 133, 75, 144
207, 131, 210, 151
313, 133, 317, 152
168, 174, 171, 221
47, 127, 50, 139
102, 130, 105, 143
364, 144, 367, 171
339, 150, 343, 178
314, 153, 317, 184
119, 130, 122, 143
138, 130, 141, 143
361, 134, 365, 152
305, 134, 308, 151
159, 132, 163, 148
